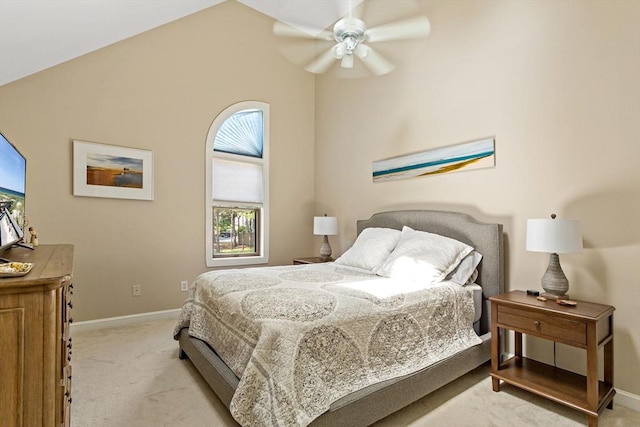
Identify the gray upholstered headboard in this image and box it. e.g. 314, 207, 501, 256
357, 210, 504, 335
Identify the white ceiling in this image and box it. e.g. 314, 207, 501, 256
0, 0, 362, 86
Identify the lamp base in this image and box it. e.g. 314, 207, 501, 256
319, 235, 332, 259
540, 292, 569, 301
540, 253, 570, 300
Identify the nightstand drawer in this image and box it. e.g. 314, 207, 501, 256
497, 305, 586, 345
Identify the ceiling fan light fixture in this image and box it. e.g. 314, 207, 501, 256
333, 42, 347, 59
341, 54, 355, 68
355, 44, 370, 59
343, 35, 358, 53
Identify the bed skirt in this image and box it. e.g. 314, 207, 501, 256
177, 327, 492, 427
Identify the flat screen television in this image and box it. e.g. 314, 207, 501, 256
0, 131, 27, 257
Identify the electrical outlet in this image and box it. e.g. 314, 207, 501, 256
180, 280, 189, 292
132, 284, 141, 297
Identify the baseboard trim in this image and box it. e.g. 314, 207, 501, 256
70, 308, 181, 335
616, 389, 640, 412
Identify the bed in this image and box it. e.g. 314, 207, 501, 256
174, 210, 504, 426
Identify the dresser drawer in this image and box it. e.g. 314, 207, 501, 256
497, 305, 586, 346
62, 365, 72, 427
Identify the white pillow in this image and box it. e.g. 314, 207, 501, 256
373, 226, 474, 283
334, 227, 401, 271
446, 250, 483, 285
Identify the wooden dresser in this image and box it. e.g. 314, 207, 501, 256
0, 244, 74, 427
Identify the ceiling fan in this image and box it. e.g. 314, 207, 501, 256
273, 2, 431, 77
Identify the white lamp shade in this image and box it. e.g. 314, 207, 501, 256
526, 218, 583, 254
314, 216, 338, 236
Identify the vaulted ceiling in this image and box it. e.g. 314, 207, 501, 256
0, 0, 362, 86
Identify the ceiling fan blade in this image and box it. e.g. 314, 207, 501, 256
305, 46, 339, 74
365, 16, 431, 43
273, 21, 333, 41
355, 44, 395, 76
343, 0, 365, 20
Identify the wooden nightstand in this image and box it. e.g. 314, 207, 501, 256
292, 256, 333, 265
490, 290, 615, 427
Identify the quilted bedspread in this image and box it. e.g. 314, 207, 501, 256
173, 263, 481, 427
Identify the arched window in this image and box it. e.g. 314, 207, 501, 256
205, 101, 269, 267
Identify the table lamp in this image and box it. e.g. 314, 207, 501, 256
314, 214, 338, 260
526, 214, 583, 300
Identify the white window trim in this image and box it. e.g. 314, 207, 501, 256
205, 101, 269, 267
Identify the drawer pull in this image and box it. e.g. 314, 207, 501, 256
533, 320, 541, 328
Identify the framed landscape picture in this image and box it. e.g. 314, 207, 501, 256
73, 140, 154, 200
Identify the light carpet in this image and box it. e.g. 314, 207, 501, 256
71, 318, 639, 427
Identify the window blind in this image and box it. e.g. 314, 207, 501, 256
213, 109, 263, 158
212, 158, 263, 203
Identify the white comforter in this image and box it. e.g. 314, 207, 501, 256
174, 263, 481, 427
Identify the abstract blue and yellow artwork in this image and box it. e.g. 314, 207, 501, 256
372, 137, 495, 183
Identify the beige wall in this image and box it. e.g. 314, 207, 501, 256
315, 0, 640, 395
0, 1, 316, 321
